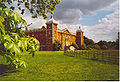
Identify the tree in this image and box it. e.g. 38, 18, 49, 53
53, 40, 62, 51
93, 44, 101, 50
97, 40, 107, 49
84, 36, 95, 46
0, 0, 61, 19
115, 39, 119, 49
0, 8, 40, 69
102, 45, 108, 50
0, 0, 61, 69
72, 42, 79, 50
86, 45, 93, 50
83, 36, 95, 50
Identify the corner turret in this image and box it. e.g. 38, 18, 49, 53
76, 26, 84, 48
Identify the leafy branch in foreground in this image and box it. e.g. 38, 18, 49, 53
0, 0, 61, 19
0, 8, 40, 69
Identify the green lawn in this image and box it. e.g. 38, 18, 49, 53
0, 51, 119, 81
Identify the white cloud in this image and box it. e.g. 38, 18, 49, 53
54, 0, 116, 24
101, 0, 119, 11
59, 8, 118, 42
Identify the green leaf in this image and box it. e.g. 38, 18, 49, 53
0, 27, 5, 35
31, 46, 35, 51
13, 43, 21, 54
21, 19, 27, 26
0, 16, 5, 22
0, 31, 1, 40
3, 8, 10, 16
6, 43, 14, 50
0, 21, 4, 28
20, 61, 26, 68
14, 12, 19, 22
16, 65, 18, 68
9, 11, 14, 17
18, 40, 22, 47
23, 62, 26, 68
4, 42, 8, 48
4, 35, 11, 42
20, 61, 24, 66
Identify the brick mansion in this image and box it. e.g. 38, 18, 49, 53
25, 17, 84, 51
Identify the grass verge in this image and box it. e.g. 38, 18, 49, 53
0, 51, 119, 81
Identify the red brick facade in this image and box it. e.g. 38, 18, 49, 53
25, 18, 84, 51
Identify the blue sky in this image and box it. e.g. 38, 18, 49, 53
81, 10, 114, 26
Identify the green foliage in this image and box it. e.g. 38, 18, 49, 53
0, 0, 60, 69
0, 0, 61, 19
102, 45, 108, 50
96, 40, 118, 50
114, 39, 119, 49
53, 40, 62, 51
0, 8, 40, 69
71, 42, 79, 50
84, 36, 95, 46
93, 44, 101, 50
86, 44, 100, 50
97, 40, 107, 49
86, 45, 93, 50
84, 36, 118, 50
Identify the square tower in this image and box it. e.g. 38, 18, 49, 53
46, 16, 58, 51
76, 26, 84, 48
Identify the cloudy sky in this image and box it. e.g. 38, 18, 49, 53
20, 0, 119, 42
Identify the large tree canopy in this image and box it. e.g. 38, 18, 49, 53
0, 0, 61, 19
0, 8, 40, 69
0, 0, 61, 69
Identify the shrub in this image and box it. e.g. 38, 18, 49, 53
53, 40, 62, 51
72, 42, 79, 50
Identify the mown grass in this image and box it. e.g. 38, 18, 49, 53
0, 51, 119, 81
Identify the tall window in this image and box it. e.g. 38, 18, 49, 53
49, 30, 51, 35
36, 34, 39, 37
55, 24, 57, 28
49, 46, 51, 50
41, 39, 43, 44
66, 35, 67, 38
41, 34, 43, 36
49, 40, 51, 44
48, 24, 51, 28
55, 30, 56, 35
32, 34, 34, 36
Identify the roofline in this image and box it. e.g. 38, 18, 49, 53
45, 22, 58, 25
58, 31, 76, 36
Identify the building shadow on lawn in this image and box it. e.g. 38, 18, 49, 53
0, 64, 19, 77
